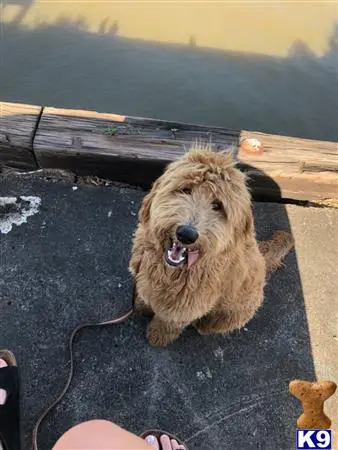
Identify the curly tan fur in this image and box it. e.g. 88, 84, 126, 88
129, 146, 294, 347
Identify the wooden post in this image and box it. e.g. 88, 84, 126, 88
34, 106, 338, 201
0, 102, 42, 170
33, 107, 240, 187
0, 102, 336, 201
238, 130, 338, 201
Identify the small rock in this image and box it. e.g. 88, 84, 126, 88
72, 186, 78, 191
196, 371, 205, 381
205, 368, 212, 379
118, 283, 122, 288
108, 211, 112, 218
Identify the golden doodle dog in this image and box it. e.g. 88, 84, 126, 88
129, 145, 294, 347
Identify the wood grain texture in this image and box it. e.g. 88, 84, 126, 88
34, 106, 239, 187
239, 131, 338, 200
33, 106, 338, 200
34, 107, 239, 157
0, 102, 42, 169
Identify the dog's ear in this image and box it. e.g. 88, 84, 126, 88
243, 210, 254, 239
139, 192, 154, 223
139, 179, 160, 223
233, 208, 254, 246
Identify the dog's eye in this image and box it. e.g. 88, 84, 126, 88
179, 187, 192, 195
211, 200, 223, 211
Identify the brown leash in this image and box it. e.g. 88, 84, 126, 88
32, 285, 135, 450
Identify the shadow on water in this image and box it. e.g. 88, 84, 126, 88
2, 0, 34, 25
0, 110, 317, 449
1, 16, 338, 141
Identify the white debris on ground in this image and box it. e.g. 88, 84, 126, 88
196, 367, 213, 381
214, 346, 225, 363
72, 186, 78, 191
0, 196, 41, 234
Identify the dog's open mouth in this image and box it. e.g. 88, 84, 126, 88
165, 240, 199, 269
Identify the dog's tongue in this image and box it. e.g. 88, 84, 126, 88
187, 250, 199, 269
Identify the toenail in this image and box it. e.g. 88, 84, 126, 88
0, 389, 7, 405
145, 435, 156, 444
0, 359, 8, 368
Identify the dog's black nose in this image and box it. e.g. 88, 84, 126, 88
176, 224, 199, 245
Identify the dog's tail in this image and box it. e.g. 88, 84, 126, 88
259, 231, 295, 275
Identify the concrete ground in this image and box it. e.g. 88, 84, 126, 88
0, 171, 337, 450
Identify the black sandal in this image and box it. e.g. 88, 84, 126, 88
140, 429, 188, 449
0, 350, 21, 450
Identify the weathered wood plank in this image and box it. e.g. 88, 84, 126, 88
238, 131, 338, 200
34, 107, 240, 186
240, 130, 338, 172
0, 102, 42, 169
34, 106, 338, 201
34, 107, 239, 156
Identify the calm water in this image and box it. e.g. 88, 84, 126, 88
2, 1, 338, 141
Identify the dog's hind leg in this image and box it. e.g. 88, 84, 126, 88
259, 230, 294, 276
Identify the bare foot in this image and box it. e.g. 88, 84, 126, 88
145, 434, 186, 450
0, 359, 9, 450
0, 359, 8, 405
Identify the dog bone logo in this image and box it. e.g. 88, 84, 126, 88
289, 379, 337, 429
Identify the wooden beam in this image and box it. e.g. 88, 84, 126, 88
31, 105, 338, 201
33, 106, 240, 186
0, 102, 42, 170
238, 130, 338, 201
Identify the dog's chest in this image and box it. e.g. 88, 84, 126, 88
137, 256, 219, 316
140, 263, 195, 299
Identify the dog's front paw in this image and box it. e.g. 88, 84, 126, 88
147, 322, 172, 348
146, 317, 180, 347
195, 321, 213, 335
134, 297, 154, 318
194, 316, 213, 335
195, 315, 227, 335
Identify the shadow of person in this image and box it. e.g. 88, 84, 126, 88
2, 0, 34, 25
2, 18, 338, 142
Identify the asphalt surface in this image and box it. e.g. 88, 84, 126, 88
0, 171, 337, 450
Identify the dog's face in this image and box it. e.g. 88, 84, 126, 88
139, 148, 253, 269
